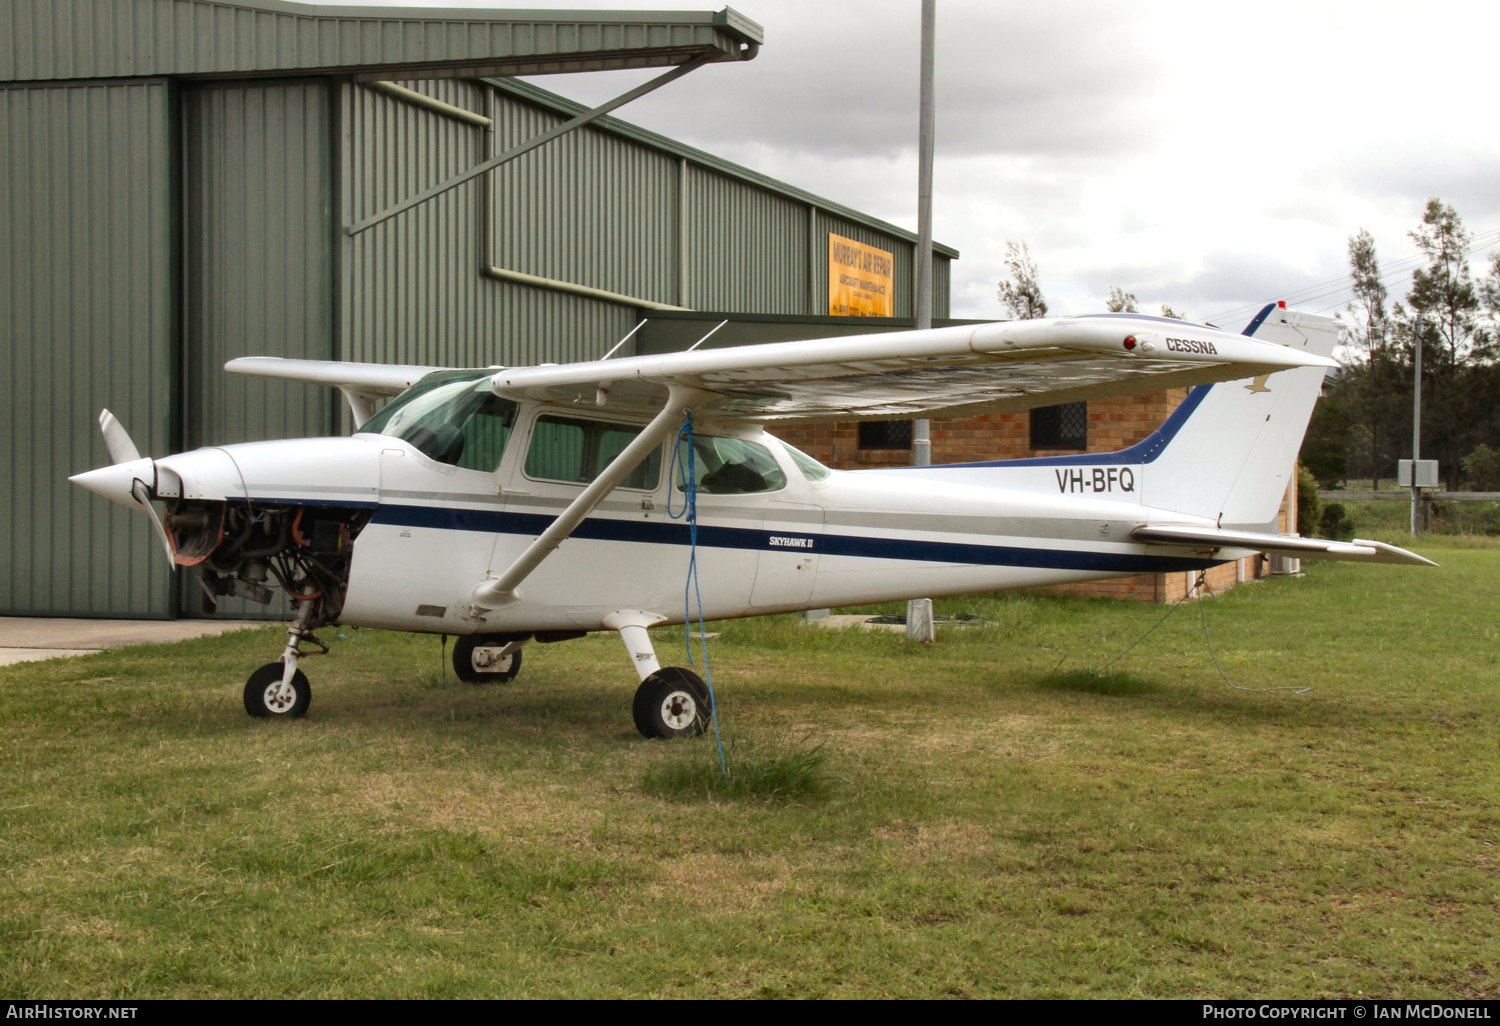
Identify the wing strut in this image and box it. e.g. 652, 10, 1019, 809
470, 385, 713, 612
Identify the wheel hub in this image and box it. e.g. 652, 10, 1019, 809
660, 690, 697, 730
472, 647, 513, 673
262, 680, 297, 713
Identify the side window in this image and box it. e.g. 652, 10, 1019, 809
524, 415, 661, 490
455, 396, 517, 473
675, 436, 787, 494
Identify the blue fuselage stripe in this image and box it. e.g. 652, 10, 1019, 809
369, 503, 1215, 574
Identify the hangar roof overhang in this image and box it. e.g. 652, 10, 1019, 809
1, 0, 763, 83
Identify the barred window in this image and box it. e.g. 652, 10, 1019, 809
1030, 402, 1087, 450
858, 420, 913, 450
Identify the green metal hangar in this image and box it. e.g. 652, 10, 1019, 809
1, 0, 958, 619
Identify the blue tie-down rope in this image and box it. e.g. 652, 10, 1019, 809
667, 411, 727, 778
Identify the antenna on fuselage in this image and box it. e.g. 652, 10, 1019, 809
686, 319, 729, 352
600, 319, 648, 361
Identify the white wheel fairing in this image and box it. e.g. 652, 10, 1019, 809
659, 690, 698, 731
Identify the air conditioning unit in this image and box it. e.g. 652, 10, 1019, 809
1270, 533, 1301, 575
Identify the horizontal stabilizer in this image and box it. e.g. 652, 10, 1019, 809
1132, 525, 1437, 566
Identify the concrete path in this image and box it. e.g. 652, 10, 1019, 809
0, 617, 268, 666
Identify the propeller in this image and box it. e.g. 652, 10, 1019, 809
69, 410, 176, 568
99, 409, 142, 464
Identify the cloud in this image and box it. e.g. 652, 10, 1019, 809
531, 1, 1169, 160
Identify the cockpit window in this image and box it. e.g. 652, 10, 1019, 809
359, 370, 517, 472
781, 441, 832, 482
674, 435, 787, 494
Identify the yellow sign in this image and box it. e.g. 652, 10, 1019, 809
827, 234, 894, 317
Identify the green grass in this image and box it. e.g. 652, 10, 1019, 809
2, 544, 1498, 998
1332, 496, 1500, 538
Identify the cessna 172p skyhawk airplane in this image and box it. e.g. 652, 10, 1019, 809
70, 304, 1432, 738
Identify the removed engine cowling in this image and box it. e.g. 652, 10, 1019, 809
165, 500, 370, 623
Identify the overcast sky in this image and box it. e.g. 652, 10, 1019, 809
318, 0, 1500, 329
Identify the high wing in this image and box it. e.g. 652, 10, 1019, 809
1133, 526, 1436, 566
225, 357, 448, 427
486, 315, 1337, 422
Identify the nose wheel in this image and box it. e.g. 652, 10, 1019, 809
244, 588, 318, 719
244, 662, 311, 718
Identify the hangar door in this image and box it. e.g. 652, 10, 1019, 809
0, 81, 175, 617
180, 80, 336, 617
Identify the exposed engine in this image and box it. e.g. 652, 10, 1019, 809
164, 501, 371, 626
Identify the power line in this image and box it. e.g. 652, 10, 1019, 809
1205, 228, 1500, 327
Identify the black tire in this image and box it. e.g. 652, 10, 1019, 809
452, 635, 524, 684
632, 666, 712, 739
244, 662, 311, 719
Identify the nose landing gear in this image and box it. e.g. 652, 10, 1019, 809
244, 589, 323, 719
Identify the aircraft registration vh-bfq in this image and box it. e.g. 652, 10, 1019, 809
71, 304, 1432, 738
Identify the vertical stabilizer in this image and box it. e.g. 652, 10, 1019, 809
1139, 305, 1340, 530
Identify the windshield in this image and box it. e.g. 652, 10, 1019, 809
360, 370, 517, 471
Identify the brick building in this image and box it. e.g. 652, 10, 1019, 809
776, 390, 1296, 603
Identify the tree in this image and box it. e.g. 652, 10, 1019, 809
1478, 250, 1500, 360
997, 241, 1048, 319
1300, 397, 1350, 487
1160, 304, 1186, 320
1406, 199, 1481, 488
1106, 287, 1138, 313
1408, 198, 1480, 369
1345, 228, 1389, 356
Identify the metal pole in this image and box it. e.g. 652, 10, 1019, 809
1411, 310, 1422, 538
911, 0, 936, 469
907, 0, 937, 644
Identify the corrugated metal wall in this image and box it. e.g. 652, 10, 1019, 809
685, 165, 810, 314
181, 78, 334, 448
343, 78, 948, 372
343, 78, 640, 371
0, 80, 174, 616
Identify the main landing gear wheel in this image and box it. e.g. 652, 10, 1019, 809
452, 635, 524, 684
244, 662, 311, 719
633, 667, 712, 740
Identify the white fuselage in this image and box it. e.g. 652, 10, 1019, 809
154, 402, 1228, 636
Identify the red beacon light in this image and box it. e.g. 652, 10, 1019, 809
1277, 300, 1287, 308
1122, 335, 1137, 350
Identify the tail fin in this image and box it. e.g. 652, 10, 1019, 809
1139, 304, 1339, 529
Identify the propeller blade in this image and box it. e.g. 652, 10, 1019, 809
99, 409, 142, 465
130, 479, 178, 569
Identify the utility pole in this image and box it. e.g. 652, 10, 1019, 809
912, 0, 936, 464
1411, 310, 1422, 538
906, 0, 937, 644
